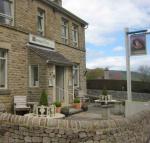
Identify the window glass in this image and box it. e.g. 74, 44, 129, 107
61, 19, 68, 44
73, 65, 79, 87
0, 49, 7, 88
30, 65, 39, 87
37, 9, 45, 36
72, 24, 78, 47
0, 50, 6, 58
0, 0, 13, 25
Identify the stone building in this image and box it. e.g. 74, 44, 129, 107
0, 0, 88, 112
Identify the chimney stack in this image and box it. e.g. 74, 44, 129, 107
104, 68, 109, 79
50, 0, 62, 6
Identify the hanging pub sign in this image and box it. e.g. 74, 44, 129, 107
130, 34, 146, 56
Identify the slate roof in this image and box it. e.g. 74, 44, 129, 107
30, 46, 73, 66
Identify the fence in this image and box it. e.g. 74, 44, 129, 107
87, 79, 150, 93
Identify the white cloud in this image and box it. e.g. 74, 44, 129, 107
130, 55, 150, 70
87, 56, 126, 70
113, 46, 124, 52
63, 0, 150, 46
87, 55, 150, 71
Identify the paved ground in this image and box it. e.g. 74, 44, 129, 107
67, 103, 125, 120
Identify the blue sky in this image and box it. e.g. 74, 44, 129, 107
63, 0, 150, 71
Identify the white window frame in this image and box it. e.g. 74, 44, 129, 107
37, 8, 45, 36
0, 49, 7, 89
73, 65, 79, 87
61, 18, 68, 44
72, 24, 78, 47
0, 0, 14, 26
29, 64, 39, 87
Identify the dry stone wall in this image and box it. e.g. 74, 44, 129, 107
0, 111, 150, 143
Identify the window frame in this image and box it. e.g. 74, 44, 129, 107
61, 18, 69, 45
37, 8, 45, 36
72, 24, 79, 47
0, 0, 14, 26
29, 64, 39, 88
0, 49, 7, 89
73, 64, 80, 87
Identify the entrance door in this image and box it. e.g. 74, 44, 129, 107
56, 66, 64, 102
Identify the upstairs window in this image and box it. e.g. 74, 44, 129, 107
37, 8, 45, 36
72, 24, 78, 47
0, 49, 7, 89
0, 0, 13, 25
29, 65, 39, 87
61, 18, 68, 44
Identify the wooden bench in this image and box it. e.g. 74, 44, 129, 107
14, 96, 30, 114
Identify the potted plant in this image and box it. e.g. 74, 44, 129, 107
37, 90, 48, 115
61, 106, 70, 117
73, 98, 81, 109
53, 101, 62, 113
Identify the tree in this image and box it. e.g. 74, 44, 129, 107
39, 90, 48, 106
86, 68, 104, 80
138, 65, 150, 82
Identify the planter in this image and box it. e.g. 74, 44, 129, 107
56, 107, 61, 113
73, 103, 81, 109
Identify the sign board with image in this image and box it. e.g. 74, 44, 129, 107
130, 34, 146, 56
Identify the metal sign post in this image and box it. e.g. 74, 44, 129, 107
125, 28, 150, 117
125, 28, 132, 101
125, 28, 149, 101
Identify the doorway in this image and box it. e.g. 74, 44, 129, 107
56, 66, 65, 102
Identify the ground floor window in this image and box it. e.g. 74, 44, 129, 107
73, 65, 79, 87
29, 65, 39, 87
0, 49, 7, 89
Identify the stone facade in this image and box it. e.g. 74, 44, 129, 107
0, 111, 150, 143
0, 0, 87, 111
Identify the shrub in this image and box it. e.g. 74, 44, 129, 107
74, 98, 80, 103
53, 101, 61, 107
39, 90, 48, 106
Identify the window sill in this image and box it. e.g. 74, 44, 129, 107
0, 89, 11, 95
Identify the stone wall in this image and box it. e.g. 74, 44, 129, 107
87, 89, 150, 101
0, 111, 150, 143
0, 26, 28, 112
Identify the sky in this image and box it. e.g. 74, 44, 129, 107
63, 0, 150, 71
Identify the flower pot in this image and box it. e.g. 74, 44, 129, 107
73, 103, 81, 109
56, 107, 61, 113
